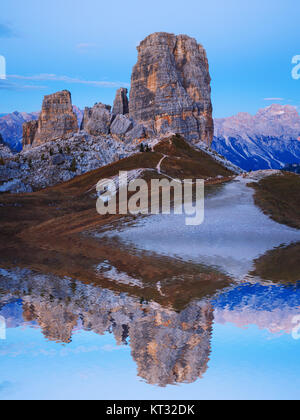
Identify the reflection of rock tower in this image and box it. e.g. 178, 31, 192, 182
0, 269, 213, 385
22, 299, 78, 344
129, 301, 214, 386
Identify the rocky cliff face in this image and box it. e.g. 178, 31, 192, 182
129, 32, 213, 145
112, 87, 129, 115
81, 103, 112, 136
212, 104, 300, 171
23, 120, 38, 148
15, 33, 214, 151
30, 90, 78, 147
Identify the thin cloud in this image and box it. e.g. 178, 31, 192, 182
76, 43, 98, 50
263, 97, 284, 101
8, 74, 130, 88
0, 79, 47, 91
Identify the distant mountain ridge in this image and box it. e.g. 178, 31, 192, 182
0, 111, 40, 152
212, 104, 300, 171
1, 104, 300, 171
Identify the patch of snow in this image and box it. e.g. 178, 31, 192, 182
96, 169, 145, 200
96, 261, 144, 288
236, 169, 281, 183
99, 178, 300, 280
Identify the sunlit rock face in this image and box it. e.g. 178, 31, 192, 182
22, 120, 38, 148
129, 32, 214, 145
27, 90, 78, 147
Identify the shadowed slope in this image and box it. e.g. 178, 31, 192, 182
248, 172, 300, 229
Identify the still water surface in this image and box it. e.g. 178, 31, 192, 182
0, 269, 299, 400
0, 180, 299, 400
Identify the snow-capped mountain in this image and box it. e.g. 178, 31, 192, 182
212, 104, 300, 171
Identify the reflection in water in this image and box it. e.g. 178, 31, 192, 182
0, 178, 299, 398
251, 242, 300, 283
0, 268, 214, 387
214, 282, 300, 334
0, 251, 299, 388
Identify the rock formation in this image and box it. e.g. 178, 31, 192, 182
129, 32, 213, 145
125, 123, 146, 142
24, 90, 78, 147
130, 301, 213, 386
110, 114, 133, 136
23, 120, 38, 148
19, 33, 213, 149
22, 300, 78, 344
112, 88, 129, 115
81, 103, 112, 136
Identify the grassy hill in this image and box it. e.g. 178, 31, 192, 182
249, 172, 300, 229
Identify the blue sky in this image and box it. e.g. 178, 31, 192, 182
0, 0, 299, 117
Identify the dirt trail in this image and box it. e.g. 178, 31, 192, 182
156, 155, 167, 174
